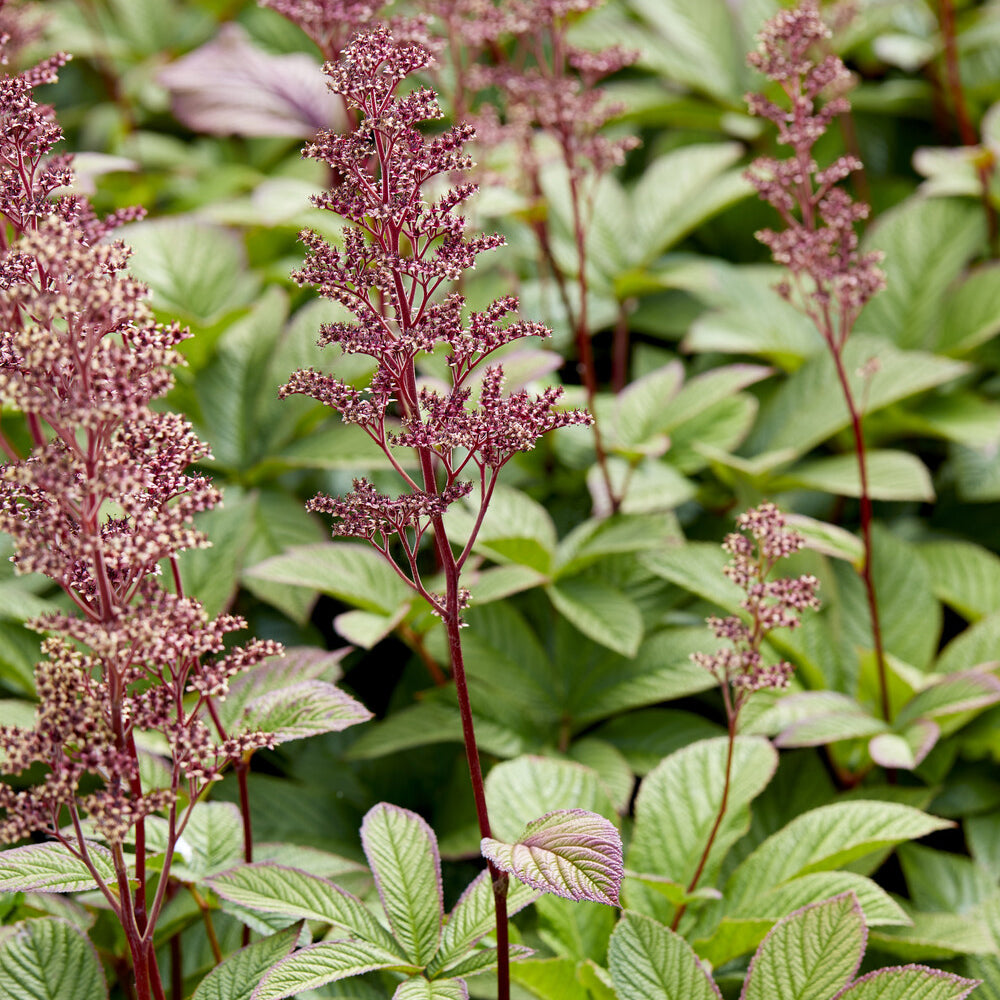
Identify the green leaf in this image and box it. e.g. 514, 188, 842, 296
868, 722, 939, 770
534, 892, 617, 964
774, 451, 935, 501
896, 672, 1000, 728
482, 810, 623, 906
0, 842, 115, 893
608, 911, 721, 1000
566, 738, 635, 814
484, 756, 618, 843
246, 543, 412, 614
869, 905, 997, 961
858, 198, 985, 349
207, 863, 400, 954
746, 335, 968, 458
936, 610, 1000, 673
392, 980, 468, 1000
547, 578, 643, 657
428, 870, 537, 976
920, 540, 1000, 622
627, 737, 778, 921
836, 966, 980, 1000
0, 918, 107, 1000
361, 804, 443, 966
613, 363, 683, 447
658, 364, 773, 433
445, 485, 556, 574
237, 680, 372, 746
123, 217, 259, 325
193, 924, 302, 1000
593, 709, 725, 775
251, 940, 417, 1000
726, 801, 953, 909
742, 893, 865, 1000
510, 957, 588, 1000
146, 802, 244, 881
936, 263, 1000, 355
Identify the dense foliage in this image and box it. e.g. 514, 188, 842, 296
1, 0, 1000, 998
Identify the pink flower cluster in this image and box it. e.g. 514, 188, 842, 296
0, 44, 280, 846
745, 0, 885, 342
280, 26, 590, 570
693, 503, 819, 701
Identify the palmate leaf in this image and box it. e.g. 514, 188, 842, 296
481, 809, 623, 907
0, 918, 108, 1000
192, 923, 302, 1000
742, 893, 865, 1000
206, 863, 400, 954
608, 911, 721, 1000
627, 736, 777, 922
250, 939, 417, 1000
361, 804, 443, 966
0, 842, 116, 893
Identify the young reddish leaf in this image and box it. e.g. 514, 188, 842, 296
481, 809, 623, 906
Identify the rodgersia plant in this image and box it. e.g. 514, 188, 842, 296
278, 24, 622, 999
745, 2, 891, 720
0, 29, 371, 1000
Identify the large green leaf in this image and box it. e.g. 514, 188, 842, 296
146, 802, 243, 881
246, 543, 413, 614
773, 451, 935, 502
0, 918, 107, 1000
836, 966, 979, 1000
936, 263, 1000, 355
361, 804, 443, 966
207, 863, 399, 953
899, 844, 995, 914
392, 980, 468, 1000
0, 843, 115, 893
920, 540, 1000, 622
192, 924, 302, 1000
936, 610, 1000, 673
593, 709, 725, 775
481, 810, 623, 906
627, 737, 778, 922
858, 198, 984, 349
725, 801, 952, 909
251, 940, 416, 1000
746, 335, 968, 457
546, 578, 643, 657
608, 912, 721, 1000
484, 756, 618, 843
741, 893, 865, 1000
124, 217, 259, 326
237, 679, 372, 746
427, 870, 537, 976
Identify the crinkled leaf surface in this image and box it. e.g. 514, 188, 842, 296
0, 842, 115, 893
238, 679, 372, 745
482, 809, 623, 906
0, 918, 107, 1000
608, 911, 721, 1000
361, 804, 443, 966
392, 979, 468, 1000
834, 966, 980, 1000
742, 893, 866, 1000
192, 923, 302, 1000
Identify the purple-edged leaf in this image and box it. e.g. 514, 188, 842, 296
0, 842, 115, 893
393, 979, 469, 1000
0, 918, 108, 1000
251, 939, 416, 1000
211, 647, 349, 734
833, 966, 980, 1000
869, 721, 940, 770
608, 911, 721, 1000
238, 679, 372, 746
361, 804, 443, 966
741, 893, 866, 1000
896, 671, 1000, 728
192, 923, 302, 1000
206, 863, 399, 954
159, 24, 345, 138
428, 869, 537, 975
481, 809, 623, 907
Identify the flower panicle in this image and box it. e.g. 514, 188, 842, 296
694, 503, 820, 703
744, 0, 885, 337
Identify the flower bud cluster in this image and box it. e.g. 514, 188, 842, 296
745, 0, 885, 342
0, 50, 281, 846
280, 26, 590, 569
693, 503, 819, 708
